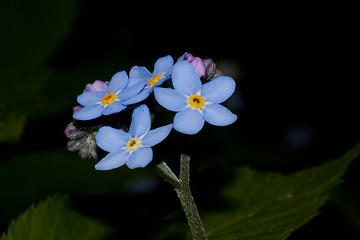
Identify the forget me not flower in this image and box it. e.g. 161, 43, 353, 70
123, 55, 174, 105
73, 71, 143, 120
95, 104, 173, 170
154, 60, 237, 135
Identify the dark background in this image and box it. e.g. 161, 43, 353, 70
1, 1, 358, 239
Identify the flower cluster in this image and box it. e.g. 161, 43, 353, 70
65, 53, 237, 170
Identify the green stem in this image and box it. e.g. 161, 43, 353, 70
152, 154, 207, 240
176, 154, 207, 240
151, 160, 181, 189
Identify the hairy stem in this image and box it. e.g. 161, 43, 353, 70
175, 154, 207, 240
151, 161, 181, 189
152, 154, 207, 240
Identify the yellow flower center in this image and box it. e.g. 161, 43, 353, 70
101, 93, 117, 105
147, 74, 162, 86
189, 95, 205, 109
126, 138, 141, 151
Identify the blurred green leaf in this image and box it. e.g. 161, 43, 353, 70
0, 1, 80, 73
0, 0, 80, 143
0, 112, 26, 144
0, 194, 113, 240
0, 149, 152, 224
203, 142, 360, 240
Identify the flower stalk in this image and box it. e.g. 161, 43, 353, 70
151, 160, 180, 189
152, 154, 207, 240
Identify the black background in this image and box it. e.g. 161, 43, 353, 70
1, 1, 358, 239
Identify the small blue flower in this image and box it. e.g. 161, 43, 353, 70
95, 104, 173, 170
73, 71, 144, 120
123, 55, 174, 105
154, 60, 237, 135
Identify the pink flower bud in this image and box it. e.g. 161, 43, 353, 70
84, 80, 109, 92
185, 53, 206, 78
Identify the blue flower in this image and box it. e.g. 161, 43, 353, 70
154, 60, 237, 135
73, 71, 144, 120
95, 104, 173, 170
123, 55, 174, 105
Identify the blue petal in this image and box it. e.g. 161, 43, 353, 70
122, 87, 151, 105
95, 150, 130, 170
77, 91, 105, 106
174, 108, 205, 135
172, 61, 202, 96
154, 87, 187, 112
129, 104, 151, 138
179, 52, 187, 60
107, 71, 128, 93
102, 101, 126, 115
126, 147, 153, 169
201, 76, 236, 103
96, 126, 129, 152
202, 103, 237, 126
153, 55, 174, 76
73, 104, 103, 120
118, 81, 145, 101
142, 124, 173, 147
128, 66, 152, 86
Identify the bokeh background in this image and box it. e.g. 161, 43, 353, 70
0, 1, 358, 239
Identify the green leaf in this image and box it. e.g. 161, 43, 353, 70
203, 143, 360, 240
0, 112, 26, 144
0, 1, 80, 73
0, 0, 80, 143
0, 149, 152, 224
0, 195, 113, 240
